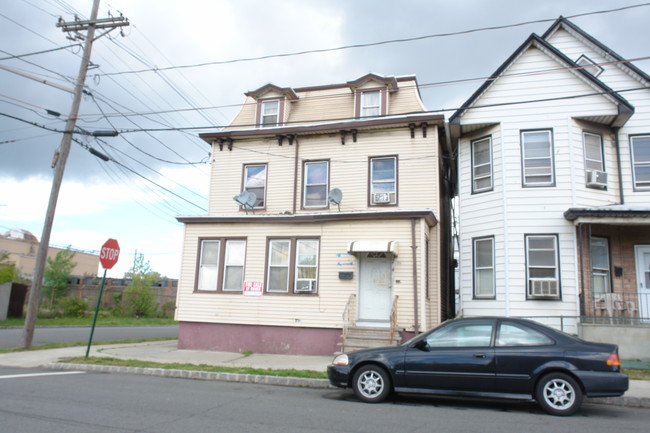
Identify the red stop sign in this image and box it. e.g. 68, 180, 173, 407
99, 238, 120, 269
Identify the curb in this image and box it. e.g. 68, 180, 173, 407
47, 363, 650, 409
48, 362, 332, 389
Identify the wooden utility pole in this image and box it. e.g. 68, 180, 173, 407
22, 0, 129, 349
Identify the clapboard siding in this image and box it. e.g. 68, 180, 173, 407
452, 25, 650, 333
176, 219, 437, 330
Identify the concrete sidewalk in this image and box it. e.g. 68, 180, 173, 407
1, 340, 648, 408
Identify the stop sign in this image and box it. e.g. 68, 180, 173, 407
99, 238, 120, 269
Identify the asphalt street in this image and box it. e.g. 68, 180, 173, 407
0, 325, 178, 348
1, 366, 649, 433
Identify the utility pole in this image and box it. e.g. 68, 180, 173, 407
22, 0, 129, 349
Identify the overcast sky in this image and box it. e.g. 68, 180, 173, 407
1, 0, 649, 279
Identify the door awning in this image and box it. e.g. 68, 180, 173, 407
347, 240, 398, 256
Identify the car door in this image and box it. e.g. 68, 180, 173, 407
493, 319, 559, 395
403, 318, 496, 393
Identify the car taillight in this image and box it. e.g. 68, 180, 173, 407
607, 353, 621, 366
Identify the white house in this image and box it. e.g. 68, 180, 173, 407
449, 17, 650, 333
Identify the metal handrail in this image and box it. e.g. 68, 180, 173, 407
341, 294, 356, 352
389, 295, 399, 344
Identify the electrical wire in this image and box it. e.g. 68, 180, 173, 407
93, 3, 650, 77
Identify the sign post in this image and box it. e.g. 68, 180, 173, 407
86, 238, 120, 358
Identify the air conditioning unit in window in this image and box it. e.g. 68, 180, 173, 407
529, 280, 559, 298
295, 280, 316, 293
586, 170, 607, 189
372, 192, 394, 204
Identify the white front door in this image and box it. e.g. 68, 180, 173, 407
358, 253, 392, 325
635, 245, 650, 319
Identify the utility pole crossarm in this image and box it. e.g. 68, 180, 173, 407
56, 16, 129, 33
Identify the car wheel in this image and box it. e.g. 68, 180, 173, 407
536, 373, 583, 416
352, 365, 392, 403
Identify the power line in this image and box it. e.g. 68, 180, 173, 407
93, 3, 650, 77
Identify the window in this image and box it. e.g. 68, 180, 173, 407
267, 240, 290, 293
259, 99, 280, 127
471, 136, 493, 193
473, 237, 495, 298
223, 240, 246, 291
591, 237, 610, 295
583, 132, 605, 172
266, 238, 320, 294
631, 135, 650, 190
526, 235, 560, 299
370, 156, 397, 205
244, 164, 267, 208
360, 90, 381, 117
295, 239, 319, 292
521, 130, 554, 187
195, 238, 246, 292
576, 55, 604, 77
496, 322, 554, 347
424, 319, 494, 348
303, 161, 329, 208
197, 240, 220, 291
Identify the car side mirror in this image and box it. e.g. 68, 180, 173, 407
413, 339, 429, 351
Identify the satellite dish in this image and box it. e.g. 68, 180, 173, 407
328, 188, 343, 208
233, 191, 257, 213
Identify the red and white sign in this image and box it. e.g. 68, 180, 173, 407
243, 281, 264, 297
99, 238, 120, 270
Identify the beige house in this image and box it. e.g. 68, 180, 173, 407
176, 74, 454, 355
0, 229, 99, 280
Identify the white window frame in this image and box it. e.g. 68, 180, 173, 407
303, 161, 329, 208
590, 237, 611, 295
265, 238, 320, 294
521, 130, 555, 187
244, 164, 267, 209
267, 239, 291, 293
583, 131, 605, 172
295, 239, 319, 293
370, 156, 397, 205
471, 136, 493, 193
260, 99, 280, 127
222, 240, 246, 292
576, 54, 604, 77
525, 234, 560, 299
197, 240, 220, 291
473, 237, 495, 299
631, 135, 650, 190
360, 90, 381, 117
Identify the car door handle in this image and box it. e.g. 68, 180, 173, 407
473, 353, 486, 358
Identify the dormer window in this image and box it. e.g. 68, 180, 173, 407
260, 99, 280, 127
576, 55, 604, 77
360, 90, 381, 117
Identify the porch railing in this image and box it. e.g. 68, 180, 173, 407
341, 294, 356, 351
389, 295, 398, 344
586, 292, 650, 325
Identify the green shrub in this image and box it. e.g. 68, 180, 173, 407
57, 296, 89, 318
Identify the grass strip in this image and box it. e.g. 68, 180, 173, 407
0, 317, 177, 327
622, 368, 650, 381
0, 337, 177, 354
61, 356, 329, 379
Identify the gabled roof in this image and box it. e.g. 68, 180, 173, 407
449, 18, 636, 130
542, 16, 650, 86
245, 83, 298, 101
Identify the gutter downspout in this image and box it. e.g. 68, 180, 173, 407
293, 137, 299, 214
613, 127, 624, 204
411, 218, 420, 334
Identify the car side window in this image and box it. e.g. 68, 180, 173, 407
496, 322, 554, 347
425, 320, 494, 348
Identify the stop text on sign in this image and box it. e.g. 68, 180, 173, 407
100, 247, 119, 261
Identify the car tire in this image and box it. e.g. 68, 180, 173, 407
536, 372, 583, 416
352, 364, 392, 403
